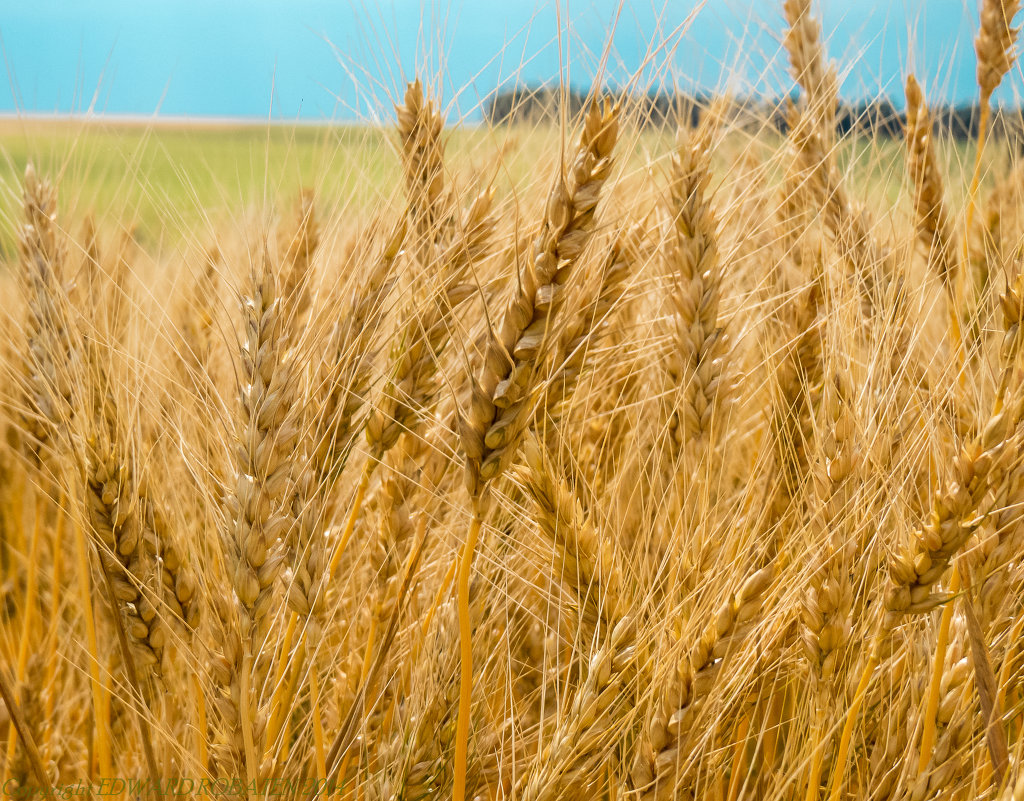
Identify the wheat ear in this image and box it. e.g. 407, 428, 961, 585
801, 372, 857, 678
397, 78, 449, 244
366, 188, 494, 458
970, 283, 1024, 630
211, 244, 304, 780
783, 0, 837, 141
11, 167, 122, 779
316, 78, 449, 584
904, 75, 959, 297
914, 271, 1024, 788
452, 100, 620, 801
968, 0, 1023, 238
801, 373, 858, 801
314, 220, 406, 490
460, 100, 620, 494
782, 0, 900, 318
903, 72, 966, 368
18, 166, 76, 462
295, 194, 491, 768
767, 281, 824, 532
9, 168, 64, 776
663, 119, 733, 451
543, 224, 641, 423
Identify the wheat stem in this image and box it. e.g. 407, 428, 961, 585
0, 664, 52, 797
71, 496, 110, 776
827, 642, 880, 801
98, 558, 160, 784
266, 613, 298, 753
240, 644, 258, 789
6, 492, 43, 771
804, 715, 825, 801
311, 665, 327, 784
273, 630, 308, 767
193, 672, 207, 771
264, 614, 296, 753
40, 499, 63, 762
453, 509, 482, 801
918, 566, 960, 774
328, 462, 373, 579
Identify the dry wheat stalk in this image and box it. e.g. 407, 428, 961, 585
18, 166, 76, 462
366, 189, 494, 458
768, 281, 824, 528
210, 244, 308, 778
451, 100, 619, 801
229, 251, 300, 638
801, 371, 857, 688
782, 0, 838, 221
77, 403, 197, 686
662, 119, 733, 450
397, 79, 449, 244
885, 384, 1023, 620
629, 566, 773, 800
1, 653, 55, 788
377, 598, 462, 800
308, 188, 492, 775
460, 99, 620, 495
543, 224, 641, 424
313, 221, 406, 486
828, 273, 1024, 801
977, 0, 1023, 106
969, 381, 1024, 633
516, 433, 625, 629
68, 350, 168, 781
265, 220, 407, 766
9, 169, 127, 781
904, 74, 959, 294
513, 434, 639, 801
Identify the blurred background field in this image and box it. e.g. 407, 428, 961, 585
0, 110, 1010, 261
0, 120, 399, 252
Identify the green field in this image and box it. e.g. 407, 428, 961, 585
0, 116, 1002, 261
0, 119, 410, 256
0, 117, 662, 259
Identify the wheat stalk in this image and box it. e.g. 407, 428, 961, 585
904, 75, 959, 296
662, 118, 733, 451
452, 99, 620, 801
828, 272, 1024, 801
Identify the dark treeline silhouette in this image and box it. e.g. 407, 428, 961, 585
483, 85, 1024, 146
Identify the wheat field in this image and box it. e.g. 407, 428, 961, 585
2, 2, 1024, 800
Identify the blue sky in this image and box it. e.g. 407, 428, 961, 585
0, 1, 1020, 121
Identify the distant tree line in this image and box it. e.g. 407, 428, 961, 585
483, 85, 1024, 145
